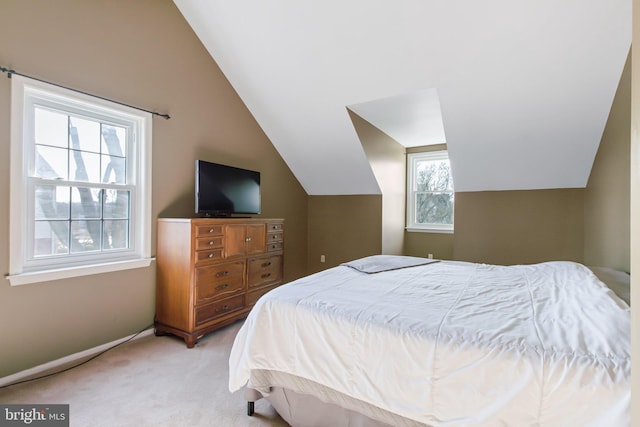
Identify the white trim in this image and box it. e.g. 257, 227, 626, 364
9, 75, 27, 277
405, 227, 454, 234
138, 112, 153, 262
0, 327, 155, 387
6, 257, 155, 286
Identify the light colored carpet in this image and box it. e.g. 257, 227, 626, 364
0, 321, 288, 427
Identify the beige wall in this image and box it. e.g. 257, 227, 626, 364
307, 195, 382, 272
348, 111, 405, 255
0, 0, 308, 377
405, 188, 586, 265
584, 52, 631, 273
404, 232, 454, 260
453, 189, 584, 265
402, 145, 587, 265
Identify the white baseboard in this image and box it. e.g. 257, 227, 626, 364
0, 327, 155, 388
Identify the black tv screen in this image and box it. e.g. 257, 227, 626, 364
195, 160, 261, 216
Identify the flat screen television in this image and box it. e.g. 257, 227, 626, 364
195, 160, 261, 216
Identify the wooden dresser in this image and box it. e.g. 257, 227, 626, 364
155, 217, 284, 347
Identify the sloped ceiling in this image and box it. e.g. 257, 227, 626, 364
174, 0, 630, 195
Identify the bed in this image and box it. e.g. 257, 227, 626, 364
228, 255, 630, 426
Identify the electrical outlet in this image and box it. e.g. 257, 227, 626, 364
320, 255, 326, 263
428, 253, 433, 259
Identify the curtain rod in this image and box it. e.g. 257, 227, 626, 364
1, 66, 170, 120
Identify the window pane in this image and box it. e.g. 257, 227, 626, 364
34, 107, 68, 148
103, 190, 129, 219
69, 117, 101, 153
415, 192, 454, 225
101, 125, 126, 157
416, 160, 453, 192
101, 154, 126, 184
10, 75, 150, 278
103, 220, 129, 250
71, 187, 102, 219
34, 220, 69, 256
69, 149, 100, 182
70, 220, 101, 253
35, 185, 70, 220
35, 145, 68, 180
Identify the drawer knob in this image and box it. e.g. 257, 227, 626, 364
245, 236, 252, 242
208, 253, 214, 258
216, 271, 229, 278
261, 261, 272, 267
261, 273, 271, 279
215, 284, 229, 291
209, 228, 214, 233
209, 241, 214, 246
216, 304, 230, 312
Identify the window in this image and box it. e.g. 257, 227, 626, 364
406, 150, 454, 233
8, 75, 152, 285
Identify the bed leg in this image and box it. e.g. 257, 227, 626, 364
247, 401, 255, 416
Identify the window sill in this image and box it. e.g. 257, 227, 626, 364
6, 258, 155, 286
406, 227, 454, 234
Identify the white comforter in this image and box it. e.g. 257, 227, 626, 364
229, 258, 630, 426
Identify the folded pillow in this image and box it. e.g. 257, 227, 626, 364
342, 255, 439, 274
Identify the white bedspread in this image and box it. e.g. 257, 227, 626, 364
229, 258, 630, 426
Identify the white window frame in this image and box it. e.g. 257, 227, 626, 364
406, 150, 454, 233
7, 75, 153, 286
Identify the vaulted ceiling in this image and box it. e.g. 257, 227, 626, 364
174, 0, 630, 195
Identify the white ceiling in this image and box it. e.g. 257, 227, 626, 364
174, 0, 630, 195
348, 88, 447, 148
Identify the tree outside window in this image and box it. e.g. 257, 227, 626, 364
33, 109, 130, 257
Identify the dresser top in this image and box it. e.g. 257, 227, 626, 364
158, 217, 284, 223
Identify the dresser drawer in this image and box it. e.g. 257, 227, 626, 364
266, 242, 283, 252
195, 261, 244, 303
267, 222, 284, 232
246, 283, 280, 306
195, 224, 224, 237
248, 255, 282, 289
195, 236, 224, 251
195, 248, 224, 264
194, 295, 244, 326
267, 231, 284, 243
